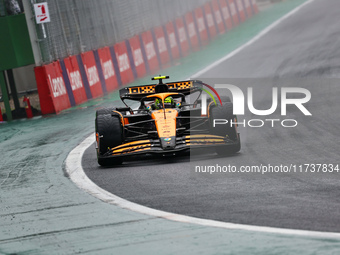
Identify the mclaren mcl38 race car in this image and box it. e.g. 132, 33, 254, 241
95, 76, 241, 166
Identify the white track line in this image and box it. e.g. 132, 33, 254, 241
65, 0, 340, 239
66, 134, 340, 239
189, 0, 315, 79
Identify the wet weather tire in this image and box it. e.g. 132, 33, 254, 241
209, 103, 241, 155
95, 108, 115, 118
95, 114, 123, 166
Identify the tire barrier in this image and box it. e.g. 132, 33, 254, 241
34, 0, 258, 114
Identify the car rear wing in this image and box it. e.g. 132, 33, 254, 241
119, 80, 203, 101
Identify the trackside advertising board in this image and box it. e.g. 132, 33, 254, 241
194, 7, 209, 45
128, 36, 147, 78
35, 62, 70, 114
97, 47, 119, 92
204, 2, 218, 38
62, 56, 87, 105
219, 0, 233, 30
114, 41, 134, 85
211, 0, 226, 34
141, 31, 159, 73
175, 17, 190, 56
153, 26, 171, 66
81, 51, 103, 99
165, 21, 181, 60
227, 0, 240, 25
33, 0, 262, 115
185, 12, 200, 51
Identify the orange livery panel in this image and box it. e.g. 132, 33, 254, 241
151, 109, 178, 138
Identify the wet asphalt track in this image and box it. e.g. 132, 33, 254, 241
83, 0, 340, 232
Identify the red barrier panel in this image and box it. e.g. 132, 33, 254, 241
211, 0, 226, 34
204, 3, 217, 38
97, 47, 119, 92
250, 0, 259, 14
141, 31, 159, 73
81, 51, 103, 99
175, 17, 190, 56
128, 36, 147, 78
114, 41, 134, 85
194, 7, 209, 45
243, 0, 253, 18
154, 26, 170, 66
63, 56, 87, 105
165, 21, 180, 59
219, 0, 233, 30
227, 0, 239, 26
35, 62, 71, 114
235, 0, 246, 22
185, 12, 200, 51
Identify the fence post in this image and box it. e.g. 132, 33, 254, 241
0, 71, 12, 121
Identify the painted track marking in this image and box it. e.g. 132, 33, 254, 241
65, 134, 340, 239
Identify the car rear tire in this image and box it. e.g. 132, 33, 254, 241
95, 107, 115, 118
209, 102, 241, 155
95, 114, 123, 166
218, 96, 231, 103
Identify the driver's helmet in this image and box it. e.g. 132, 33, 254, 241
164, 96, 175, 108
154, 98, 162, 110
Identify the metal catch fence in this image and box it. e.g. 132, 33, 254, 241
30, 0, 210, 64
